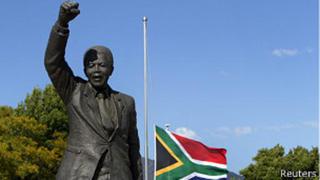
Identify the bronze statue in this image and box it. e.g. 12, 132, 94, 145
44, 1, 142, 179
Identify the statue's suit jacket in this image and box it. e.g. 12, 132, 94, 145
45, 24, 142, 180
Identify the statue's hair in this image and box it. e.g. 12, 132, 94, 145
83, 45, 113, 67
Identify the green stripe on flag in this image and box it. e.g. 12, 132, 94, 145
156, 126, 228, 179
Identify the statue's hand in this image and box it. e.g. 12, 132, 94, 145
58, 1, 80, 27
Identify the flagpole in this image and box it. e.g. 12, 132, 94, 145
143, 16, 149, 180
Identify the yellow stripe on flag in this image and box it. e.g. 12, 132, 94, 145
155, 133, 183, 176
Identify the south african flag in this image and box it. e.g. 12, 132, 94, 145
155, 126, 228, 180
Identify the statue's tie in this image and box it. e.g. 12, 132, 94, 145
97, 93, 114, 129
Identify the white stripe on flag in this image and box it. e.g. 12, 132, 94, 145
165, 129, 227, 169
180, 172, 227, 180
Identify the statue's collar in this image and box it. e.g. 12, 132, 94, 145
84, 82, 112, 98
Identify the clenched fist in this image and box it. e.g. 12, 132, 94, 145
57, 1, 80, 27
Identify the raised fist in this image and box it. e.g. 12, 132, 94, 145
58, 1, 80, 27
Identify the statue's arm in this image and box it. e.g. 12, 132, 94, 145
128, 98, 143, 180
44, 2, 80, 104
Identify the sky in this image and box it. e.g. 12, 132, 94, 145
0, 0, 318, 173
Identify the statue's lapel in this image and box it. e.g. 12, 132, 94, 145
115, 94, 125, 129
108, 92, 125, 142
83, 83, 109, 140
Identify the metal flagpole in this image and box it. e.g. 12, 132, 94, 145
143, 16, 149, 180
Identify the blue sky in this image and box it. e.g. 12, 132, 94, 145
0, 0, 318, 173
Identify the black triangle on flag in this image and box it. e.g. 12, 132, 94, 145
156, 136, 178, 171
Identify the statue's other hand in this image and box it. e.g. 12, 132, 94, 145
58, 1, 80, 27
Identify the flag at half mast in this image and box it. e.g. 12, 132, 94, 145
155, 126, 228, 180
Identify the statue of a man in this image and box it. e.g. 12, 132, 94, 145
44, 2, 142, 180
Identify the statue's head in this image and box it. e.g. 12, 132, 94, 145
83, 45, 114, 89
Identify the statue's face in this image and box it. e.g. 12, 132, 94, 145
85, 55, 113, 89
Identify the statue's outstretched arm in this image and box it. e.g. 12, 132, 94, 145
44, 2, 80, 104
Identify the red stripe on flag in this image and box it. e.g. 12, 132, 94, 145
172, 133, 227, 165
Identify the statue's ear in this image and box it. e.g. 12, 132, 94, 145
109, 66, 114, 76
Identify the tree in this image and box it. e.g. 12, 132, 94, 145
240, 144, 319, 180
0, 115, 66, 179
0, 106, 14, 118
15, 85, 68, 135
0, 84, 68, 179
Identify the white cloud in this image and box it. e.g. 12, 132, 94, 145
266, 121, 318, 131
302, 121, 318, 128
211, 127, 232, 138
306, 48, 313, 54
234, 126, 253, 136
215, 127, 232, 133
272, 48, 299, 57
210, 120, 317, 139
218, 70, 230, 77
265, 123, 297, 132
211, 126, 254, 138
175, 127, 199, 139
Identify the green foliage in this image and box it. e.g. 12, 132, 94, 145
16, 85, 68, 134
240, 144, 319, 180
0, 106, 14, 118
0, 84, 68, 179
0, 115, 66, 179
